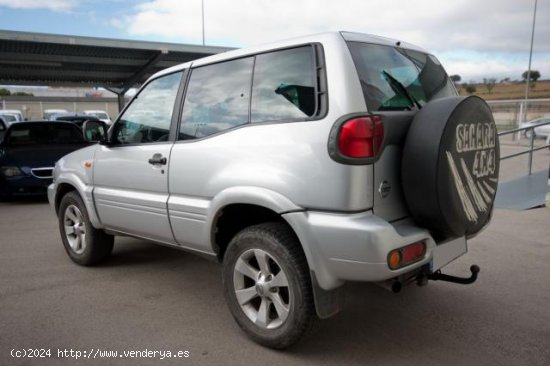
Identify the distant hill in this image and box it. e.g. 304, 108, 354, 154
457, 79, 550, 100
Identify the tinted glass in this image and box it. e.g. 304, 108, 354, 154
251, 47, 316, 122
7, 124, 84, 145
179, 57, 253, 139
113, 72, 182, 144
347, 42, 456, 111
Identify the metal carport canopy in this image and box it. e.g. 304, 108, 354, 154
0, 30, 234, 108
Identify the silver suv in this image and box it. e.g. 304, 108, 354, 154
49, 31, 499, 348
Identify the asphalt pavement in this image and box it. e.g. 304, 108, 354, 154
0, 146, 549, 366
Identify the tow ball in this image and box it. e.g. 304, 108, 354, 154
419, 265, 480, 286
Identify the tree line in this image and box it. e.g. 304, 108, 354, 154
450, 70, 542, 94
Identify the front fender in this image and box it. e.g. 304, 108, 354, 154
53, 173, 102, 228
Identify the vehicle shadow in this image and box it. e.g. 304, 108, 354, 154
98, 236, 214, 269
284, 281, 494, 365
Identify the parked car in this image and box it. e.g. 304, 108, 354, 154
0, 122, 91, 198
0, 116, 6, 141
43, 109, 69, 120
50, 113, 101, 128
0, 113, 18, 126
83, 110, 113, 126
48, 32, 500, 348
533, 118, 550, 139
0, 109, 24, 124
520, 117, 550, 138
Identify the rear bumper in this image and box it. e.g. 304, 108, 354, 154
283, 210, 467, 290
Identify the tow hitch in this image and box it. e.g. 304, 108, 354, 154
389, 265, 480, 293
425, 265, 480, 285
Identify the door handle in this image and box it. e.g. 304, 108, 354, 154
148, 153, 167, 165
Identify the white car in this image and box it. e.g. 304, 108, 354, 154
83, 110, 112, 125
0, 109, 23, 124
43, 109, 69, 120
520, 117, 550, 138
533, 118, 550, 139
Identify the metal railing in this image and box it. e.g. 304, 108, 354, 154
498, 120, 550, 175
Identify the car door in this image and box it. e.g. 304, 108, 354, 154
93, 71, 184, 244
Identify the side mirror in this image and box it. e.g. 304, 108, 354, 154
82, 120, 107, 143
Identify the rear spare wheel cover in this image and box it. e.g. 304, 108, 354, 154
402, 96, 500, 237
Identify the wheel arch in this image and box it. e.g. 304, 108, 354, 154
208, 188, 344, 319
54, 174, 102, 228
207, 187, 303, 260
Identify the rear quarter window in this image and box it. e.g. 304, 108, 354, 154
251, 46, 316, 122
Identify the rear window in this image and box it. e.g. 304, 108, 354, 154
7, 124, 84, 145
347, 42, 456, 111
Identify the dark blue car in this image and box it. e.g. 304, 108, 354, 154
0, 121, 90, 198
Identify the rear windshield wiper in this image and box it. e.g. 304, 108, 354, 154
382, 70, 422, 110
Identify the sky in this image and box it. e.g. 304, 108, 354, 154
0, 0, 549, 82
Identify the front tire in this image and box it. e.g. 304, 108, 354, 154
58, 191, 114, 266
222, 223, 315, 349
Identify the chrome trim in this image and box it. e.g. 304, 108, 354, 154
30, 167, 54, 179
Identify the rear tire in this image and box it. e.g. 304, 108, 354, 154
58, 191, 114, 266
222, 222, 315, 349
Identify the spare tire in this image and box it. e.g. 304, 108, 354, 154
402, 96, 499, 237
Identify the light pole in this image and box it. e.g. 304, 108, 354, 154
522, 0, 538, 123
202, 0, 205, 46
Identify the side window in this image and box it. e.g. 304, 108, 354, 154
113, 71, 183, 144
179, 57, 253, 140
251, 47, 316, 123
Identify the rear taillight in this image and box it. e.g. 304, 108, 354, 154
338, 116, 384, 158
388, 242, 426, 270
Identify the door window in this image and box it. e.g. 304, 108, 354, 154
113, 71, 183, 144
179, 57, 253, 140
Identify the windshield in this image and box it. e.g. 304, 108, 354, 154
7, 124, 85, 146
90, 112, 109, 119
44, 111, 68, 119
347, 42, 456, 111
0, 114, 17, 123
